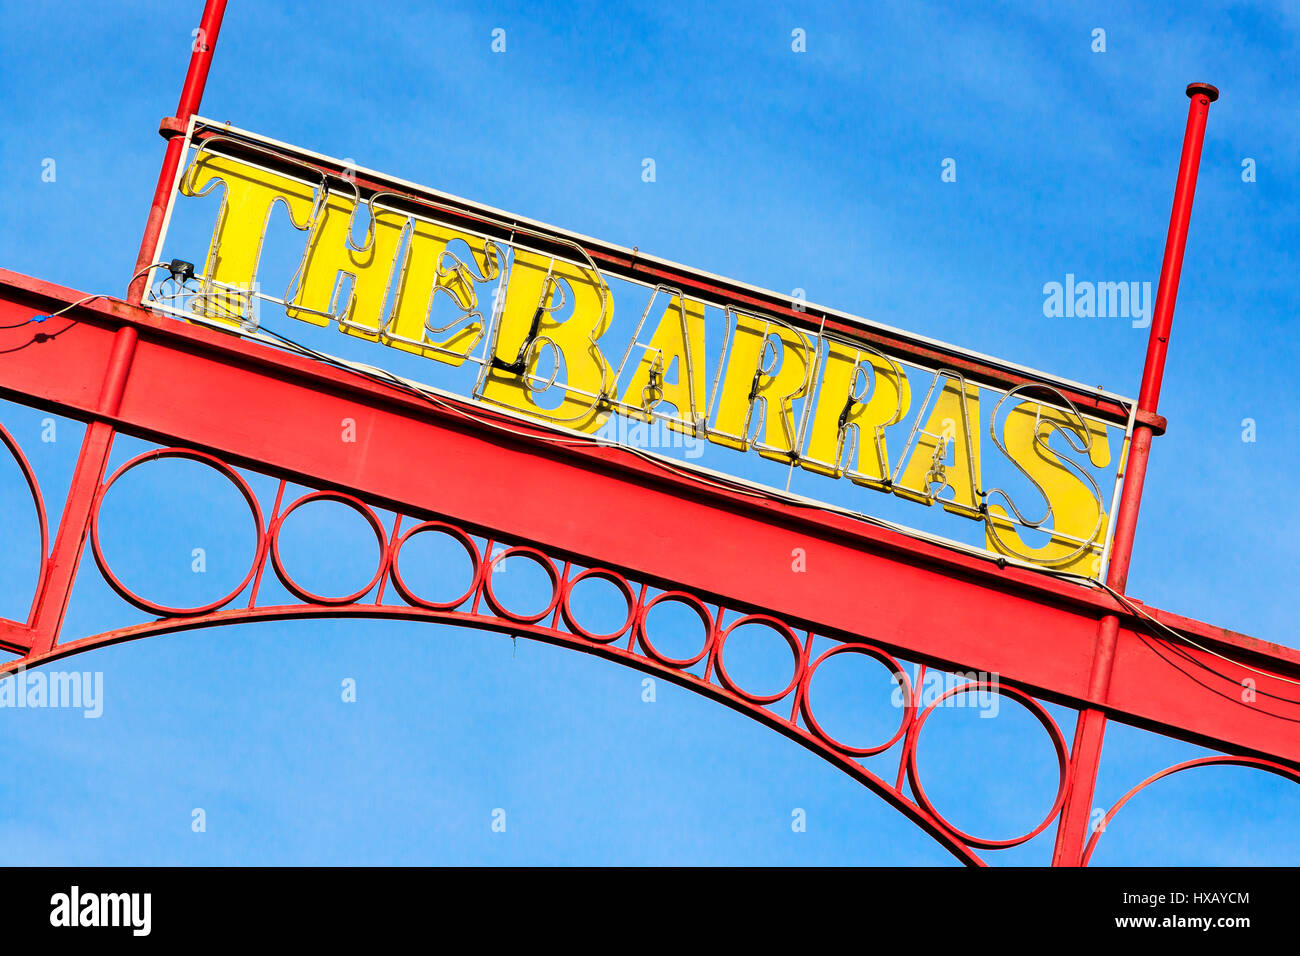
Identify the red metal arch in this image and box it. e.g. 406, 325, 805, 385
4, 608, 993, 865
1082, 756, 1300, 866
0, 438, 1110, 867
90, 447, 266, 617
3, 278, 1300, 865
0, 3, 1295, 864
0, 421, 49, 630
904, 682, 1070, 851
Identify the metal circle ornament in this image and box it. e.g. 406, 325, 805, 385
270, 490, 388, 605
90, 448, 266, 617
904, 681, 1069, 850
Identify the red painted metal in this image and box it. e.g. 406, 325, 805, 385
1082, 755, 1300, 865
3, 594, 990, 863
28, 0, 229, 659
1051, 83, 1219, 867
389, 521, 483, 611
559, 568, 637, 644
636, 592, 715, 667
0, 424, 48, 631
800, 644, 913, 757
3, 270, 1297, 769
270, 490, 389, 605
481, 547, 562, 624
0, 0, 1285, 862
906, 682, 1071, 851
91, 447, 266, 617
714, 615, 804, 705
126, 0, 228, 307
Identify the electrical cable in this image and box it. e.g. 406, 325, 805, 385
1065, 572, 1300, 690
43, 280, 1300, 700
27, 264, 163, 323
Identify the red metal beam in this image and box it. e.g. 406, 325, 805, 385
26, 0, 230, 658
1, 266, 1296, 769
127, 0, 228, 305
1051, 83, 1220, 866
0, 0, 1269, 866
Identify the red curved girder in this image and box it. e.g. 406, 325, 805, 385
0, 0, 1282, 868
6, 442, 1038, 864
4, 275, 1300, 866
0, 422, 49, 633
1081, 755, 1300, 866
0, 604, 991, 866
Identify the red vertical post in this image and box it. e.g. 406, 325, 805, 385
1051, 82, 1218, 866
28, 0, 230, 655
127, 0, 229, 306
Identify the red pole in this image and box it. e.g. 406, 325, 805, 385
1051, 82, 1218, 866
30, 0, 230, 655
126, 0, 228, 305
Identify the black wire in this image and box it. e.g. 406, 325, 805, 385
243, 322, 1300, 699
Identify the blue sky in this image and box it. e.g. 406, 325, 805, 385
0, 0, 1297, 865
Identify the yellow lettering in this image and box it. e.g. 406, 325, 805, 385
382, 221, 499, 366
986, 400, 1111, 575
478, 249, 613, 433
802, 342, 910, 488
894, 375, 982, 518
709, 314, 813, 462
287, 193, 405, 329
617, 295, 706, 434
179, 153, 315, 326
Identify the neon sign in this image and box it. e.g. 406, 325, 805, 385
144, 119, 1134, 579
